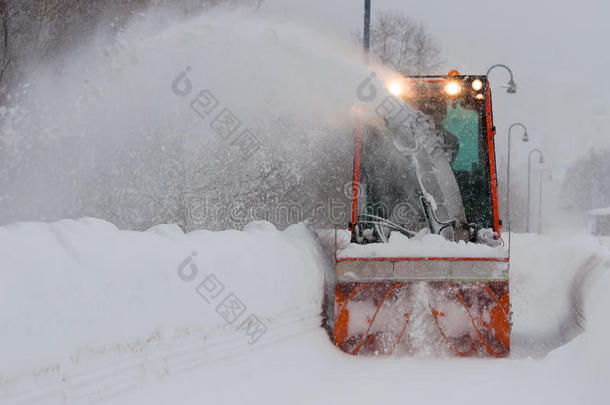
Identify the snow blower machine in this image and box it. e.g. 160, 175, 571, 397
323, 71, 510, 357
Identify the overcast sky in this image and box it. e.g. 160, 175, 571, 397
261, 0, 610, 179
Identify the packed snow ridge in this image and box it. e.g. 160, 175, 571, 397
0, 218, 326, 391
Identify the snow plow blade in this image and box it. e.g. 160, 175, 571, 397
331, 258, 510, 357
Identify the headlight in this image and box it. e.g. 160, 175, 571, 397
387, 80, 406, 96
443, 80, 462, 96
471, 79, 483, 91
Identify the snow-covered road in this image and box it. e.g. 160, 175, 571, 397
0, 219, 608, 404
106, 326, 606, 405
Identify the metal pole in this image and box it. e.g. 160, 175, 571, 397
506, 123, 528, 232
538, 173, 543, 234
363, 0, 371, 64
527, 149, 544, 232
538, 169, 552, 234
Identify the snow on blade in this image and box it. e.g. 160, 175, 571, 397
338, 231, 508, 259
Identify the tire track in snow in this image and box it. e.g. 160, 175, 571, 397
0, 311, 322, 405
511, 253, 610, 357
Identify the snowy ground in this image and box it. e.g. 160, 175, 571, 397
0, 219, 608, 404
106, 327, 607, 405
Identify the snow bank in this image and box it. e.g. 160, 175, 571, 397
338, 231, 508, 258
0, 218, 326, 392
509, 232, 609, 356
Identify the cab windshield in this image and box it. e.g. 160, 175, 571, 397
358, 78, 494, 237
403, 80, 493, 228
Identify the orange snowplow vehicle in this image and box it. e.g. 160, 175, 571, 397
324, 72, 510, 357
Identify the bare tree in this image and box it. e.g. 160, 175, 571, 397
0, 0, 261, 98
361, 10, 442, 75
562, 148, 610, 215
0, 0, 15, 87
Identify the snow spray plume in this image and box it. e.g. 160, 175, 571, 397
0, 9, 397, 230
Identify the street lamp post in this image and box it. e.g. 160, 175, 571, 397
506, 123, 529, 230
363, 0, 371, 64
538, 169, 552, 234
527, 149, 544, 232
486, 64, 517, 93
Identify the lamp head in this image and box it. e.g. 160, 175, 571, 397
506, 79, 517, 94
523, 131, 529, 142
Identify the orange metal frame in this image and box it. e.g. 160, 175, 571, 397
484, 83, 501, 233
333, 279, 510, 357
